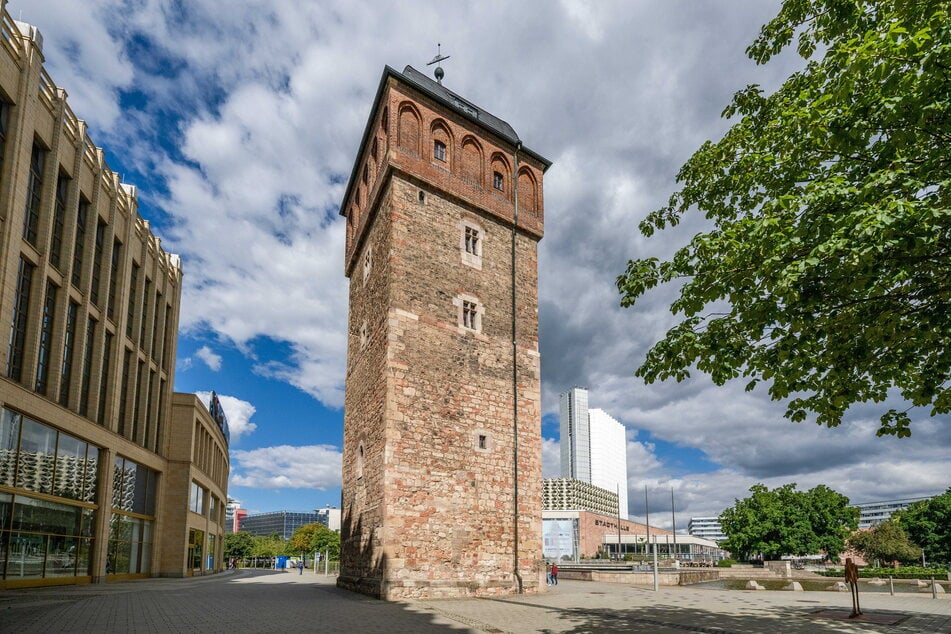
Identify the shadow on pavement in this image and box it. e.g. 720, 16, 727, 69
536, 602, 913, 634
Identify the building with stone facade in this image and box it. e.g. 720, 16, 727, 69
338, 64, 550, 599
0, 5, 227, 588
543, 478, 618, 517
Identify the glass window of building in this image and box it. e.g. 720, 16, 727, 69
71, 199, 89, 289
109, 456, 157, 575
23, 143, 46, 246
126, 263, 139, 339
59, 301, 79, 407
107, 239, 121, 321
190, 481, 206, 515
90, 221, 106, 306
188, 529, 204, 571
35, 281, 58, 395
0, 409, 100, 581
50, 174, 70, 269
78, 318, 96, 417
7, 258, 34, 382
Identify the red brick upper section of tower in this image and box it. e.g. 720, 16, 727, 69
340, 65, 551, 277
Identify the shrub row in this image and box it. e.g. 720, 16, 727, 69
819, 565, 947, 579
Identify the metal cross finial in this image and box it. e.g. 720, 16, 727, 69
427, 43, 450, 84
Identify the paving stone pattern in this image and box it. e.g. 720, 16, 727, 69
1, 571, 949, 633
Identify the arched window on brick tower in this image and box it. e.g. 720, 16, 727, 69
431, 119, 451, 168
461, 137, 483, 188
398, 103, 421, 156
518, 168, 538, 214
490, 154, 510, 198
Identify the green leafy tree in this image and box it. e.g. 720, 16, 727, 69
848, 520, 922, 565
804, 484, 860, 561
898, 488, 951, 564
720, 483, 857, 560
311, 524, 341, 560
617, 0, 951, 437
250, 533, 286, 559
224, 531, 255, 560
289, 523, 322, 553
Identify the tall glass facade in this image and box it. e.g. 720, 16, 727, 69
107, 456, 157, 575
0, 408, 99, 580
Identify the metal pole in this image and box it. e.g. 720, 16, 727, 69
644, 485, 651, 553
510, 140, 523, 594
652, 535, 659, 591
617, 484, 622, 561
671, 487, 677, 560
889, 576, 894, 596
932, 577, 937, 599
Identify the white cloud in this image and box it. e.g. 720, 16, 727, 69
23, 0, 949, 523
194, 391, 257, 441
230, 444, 342, 490
542, 437, 561, 478
194, 346, 222, 371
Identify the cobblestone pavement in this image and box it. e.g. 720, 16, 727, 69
0, 571, 948, 633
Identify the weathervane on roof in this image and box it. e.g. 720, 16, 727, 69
427, 43, 450, 84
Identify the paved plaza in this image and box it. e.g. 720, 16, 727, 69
1, 570, 949, 633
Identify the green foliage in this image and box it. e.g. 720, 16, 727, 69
717, 559, 737, 568
286, 522, 341, 559
898, 488, 951, 564
617, 0, 951, 437
224, 531, 255, 559
289, 523, 321, 553
250, 533, 287, 558
820, 565, 946, 579
719, 483, 858, 560
311, 524, 341, 560
847, 520, 922, 565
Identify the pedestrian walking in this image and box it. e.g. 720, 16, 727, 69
546, 562, 552, 585
298, 560, 304, 575
551, 563, 558, 585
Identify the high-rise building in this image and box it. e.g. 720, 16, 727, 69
339, 63, 550, 599
687, 517, 727, 543
589, 408, 628, 517
559, 388, 629, 517
560, 386, 590, 482
0, 8, 228, 588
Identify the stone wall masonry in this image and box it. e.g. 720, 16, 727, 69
339, 179, 395, 595
340, 69, 546, 601
380, 176, 542, 599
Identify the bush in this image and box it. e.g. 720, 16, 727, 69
717, 559, 736, 568
818, 565, 947, 579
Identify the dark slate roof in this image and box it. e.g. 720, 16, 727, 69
340, 65, 551, 217
396, 65, 551, 169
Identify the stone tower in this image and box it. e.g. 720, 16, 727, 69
338, 65, 550, 600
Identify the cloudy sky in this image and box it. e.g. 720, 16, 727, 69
21, 0, 948, 526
